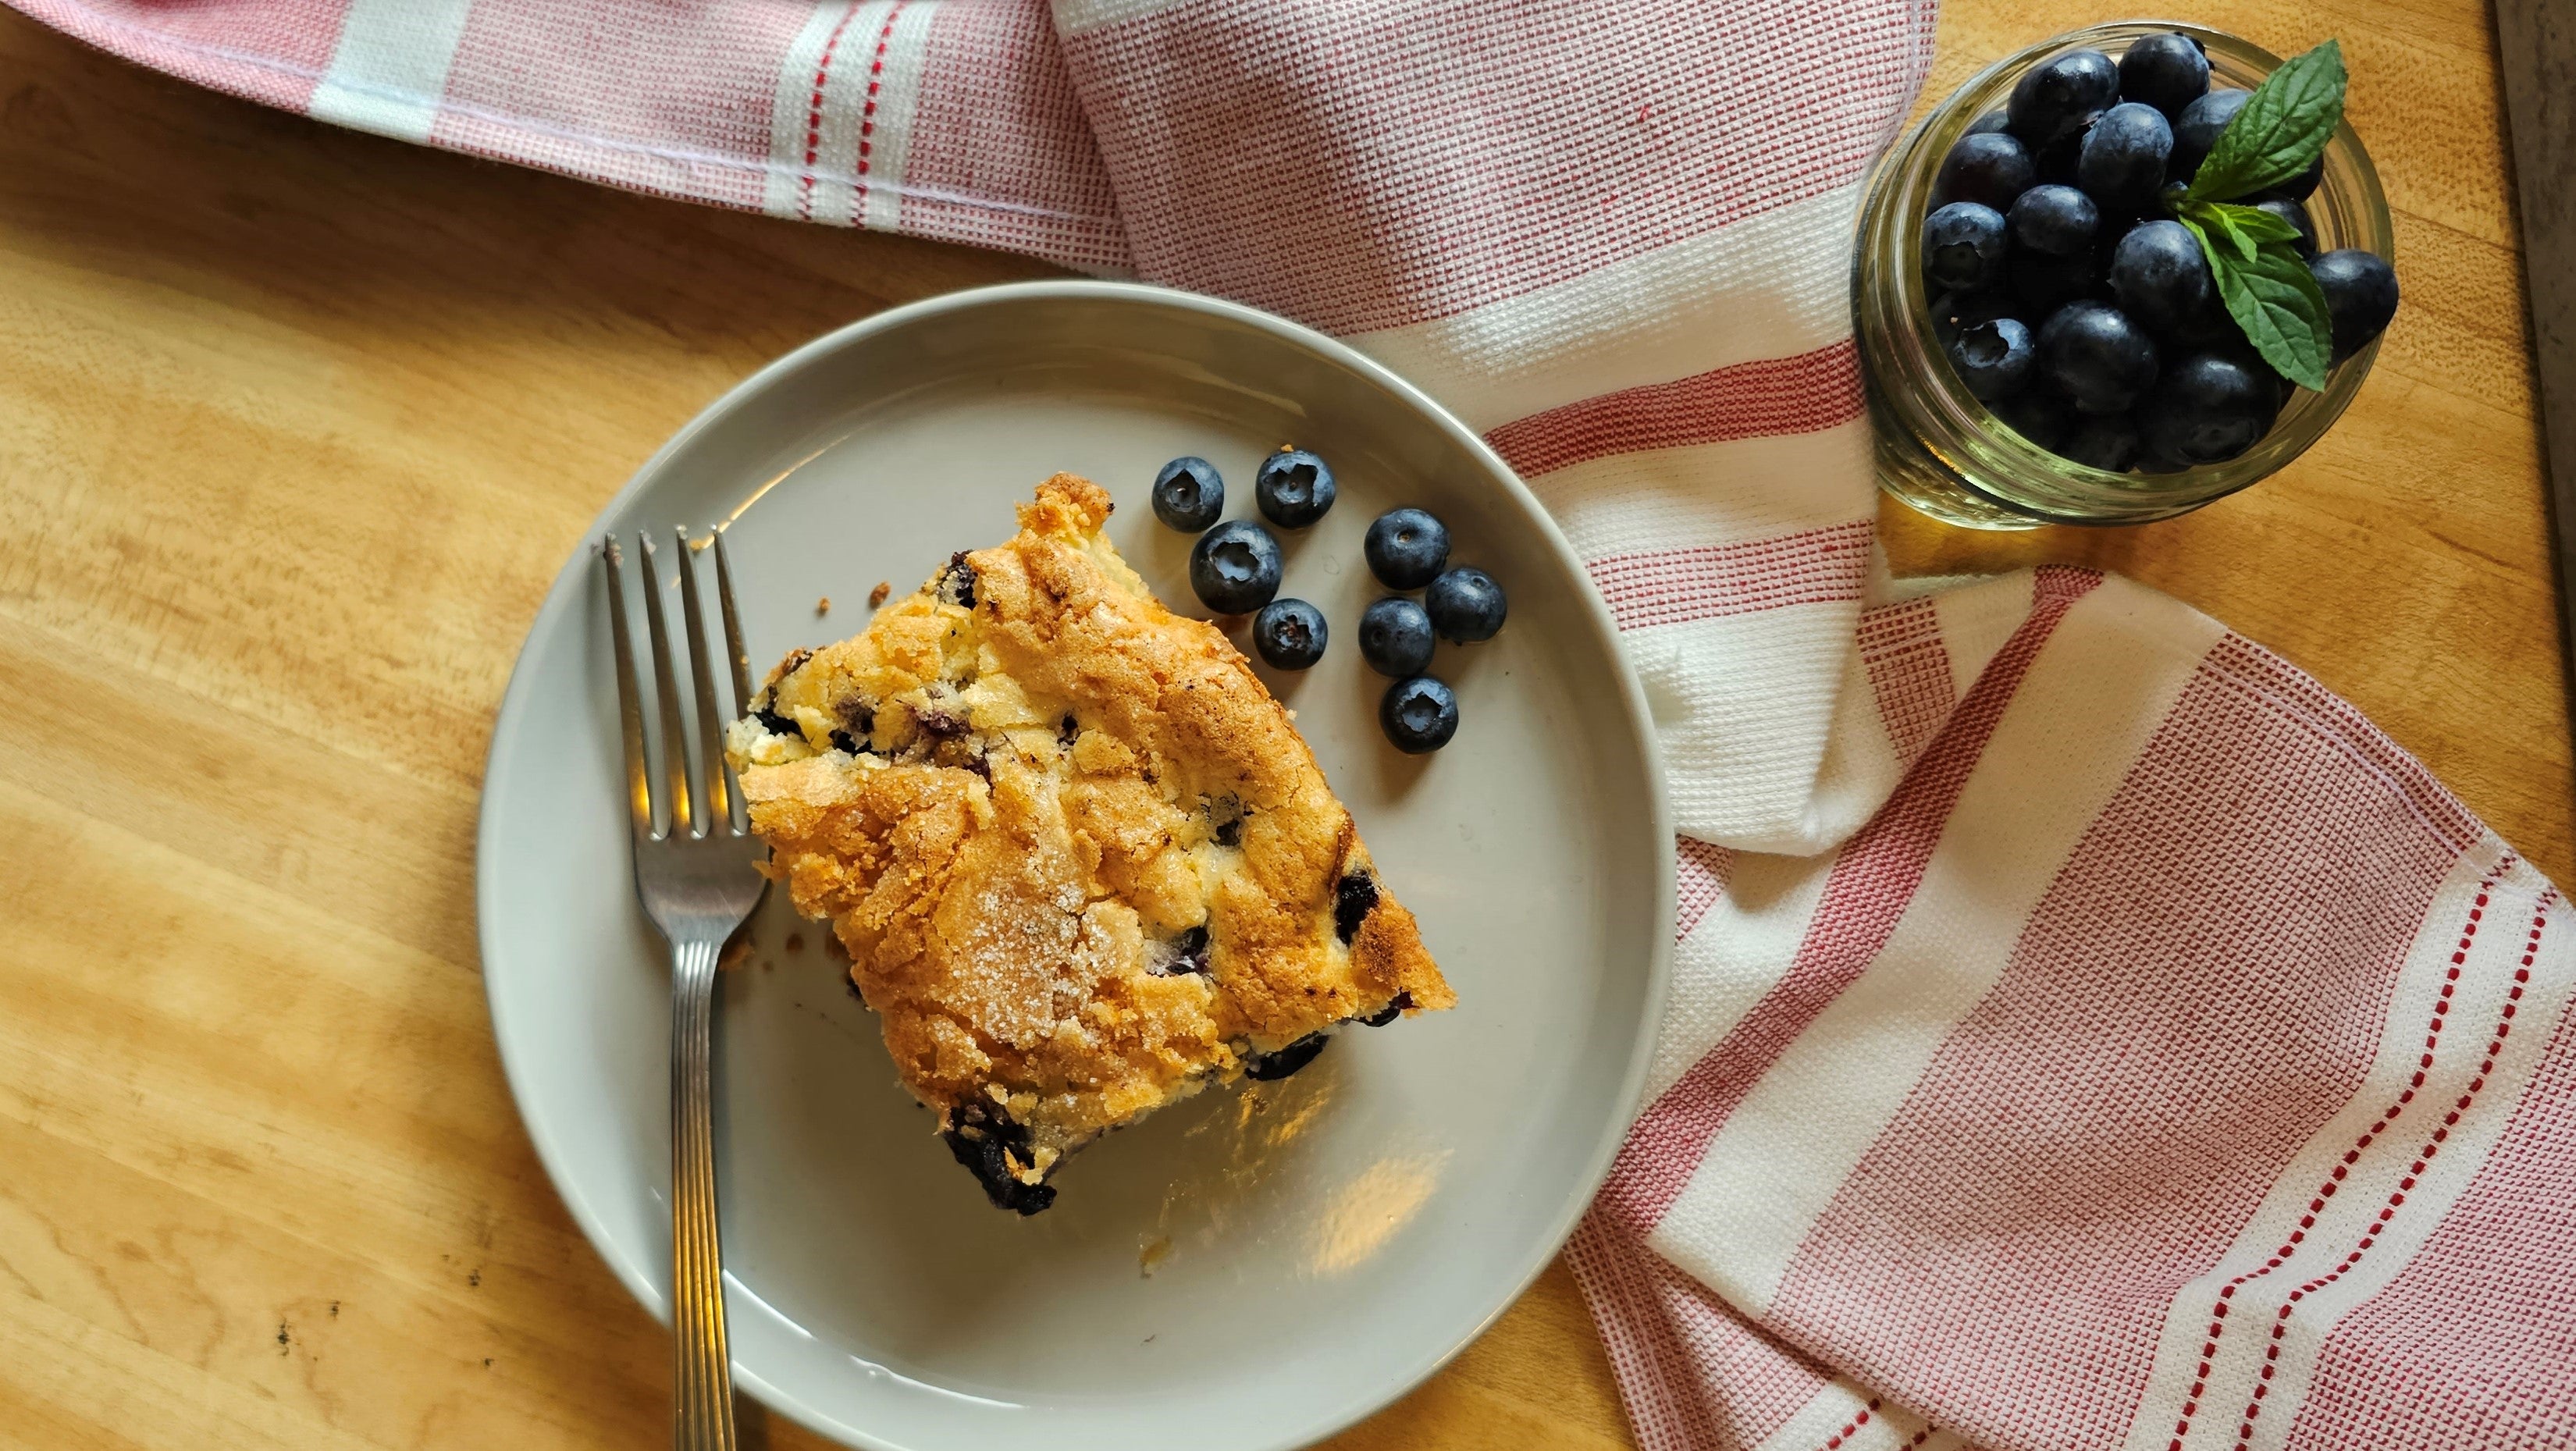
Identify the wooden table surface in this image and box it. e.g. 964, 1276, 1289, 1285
0, 0, 2558, 1446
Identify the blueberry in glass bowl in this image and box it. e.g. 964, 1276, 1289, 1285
2007, 183, 2097, 257
1923, 202, 2010, 291
1853, 23, 2397, 528
2169, 87, 2250, 181
2117, 30, 2210, 116
2075, 101, 2173, 215
1947, 318, 2035, 401
1932, 130, 2036, 209
2108, 219, 2230, 343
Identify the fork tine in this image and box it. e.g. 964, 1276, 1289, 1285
712, 527, 753, 708
710, 528, 755, 836
600, 539, 654, 839
674, 527, 734, 834
637, 532, 696, 838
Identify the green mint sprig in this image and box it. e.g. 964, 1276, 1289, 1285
2168, 39, 2347, 391
2186, 41, 2347, 201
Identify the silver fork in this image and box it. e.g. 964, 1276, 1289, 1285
601, 527, 766, 1451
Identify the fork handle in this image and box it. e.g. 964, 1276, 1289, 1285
671, 937, 738, 1451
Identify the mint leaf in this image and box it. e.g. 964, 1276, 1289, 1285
2178, 215, 2333, 389
2211, 202, 2304, 246
2178, 198, 2304, 264
2179, 199, 2256, 263
2224, 246, 2335, 392
2187, 40, 2347, 202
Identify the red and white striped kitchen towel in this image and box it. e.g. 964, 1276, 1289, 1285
26, 2, 2573, 1447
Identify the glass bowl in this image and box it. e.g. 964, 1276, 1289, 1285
1853, 21, 2395, 529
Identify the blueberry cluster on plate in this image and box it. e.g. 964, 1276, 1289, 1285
1923, 34, 2398, 472
1152, 450, 1507, 754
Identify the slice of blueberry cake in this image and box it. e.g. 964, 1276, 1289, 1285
724, 474, 1454, 1213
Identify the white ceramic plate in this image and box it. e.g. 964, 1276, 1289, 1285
476, 281, 1673, 1451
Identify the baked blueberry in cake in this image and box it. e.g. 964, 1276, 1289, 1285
724, 474, 1453, 1213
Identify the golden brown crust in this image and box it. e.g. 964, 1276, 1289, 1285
725, 474, 1452, 1205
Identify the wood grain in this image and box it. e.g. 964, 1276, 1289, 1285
0, 0, 2553, 1447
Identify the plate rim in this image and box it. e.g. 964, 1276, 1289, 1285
473, 278, 1677, 1451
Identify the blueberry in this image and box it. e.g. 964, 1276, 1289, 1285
2030, 121, 2092, 187
1945, 318, 2036, 401
1379, 676, 1461, 754
2168, 87, 2247, 184
1251, 598, 1327, 670
1357, 991, 1413, 1027
2256, 155, 2324, 202
2254, 197, 2317, 258
1364, 507, 1450, 589
2108, 220, 2229, 344
2007, 47, 2119, 151
1162, 925, 1211, 975
1150, 457, 1223, 532
1923, 201, 2009, 292
1334, 872, 1379, 941
2037, 300, 2161, 414
2117, 33, 2210, 119
2310, 249, 2400, 364
1991, 389, 2076, 452
1254, 449, 1336, 528
2062, 414, 2144, 471
838, 698, 876, 743
1931, 132, 2037, 211
1208, 795, 1247, 847
1244, 1033, 1329, 1080
1424, 567, 1507, 644
1966, 108, 2012, 136
1930, 289, 2023, 348
935, 553, 977, 610
2208, 345, 2290, 414
2236, 345, 2294, 407
2090, 223, 2128, 286
2077, 102, 2174, 215
1188, 519, 1283, 614
941, 1100, 1055, 1215
2137, 352, 2281, 464
2007, 183, 2098, 257
1357, 596, 1436, 677
2011, 247, 2102, 315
